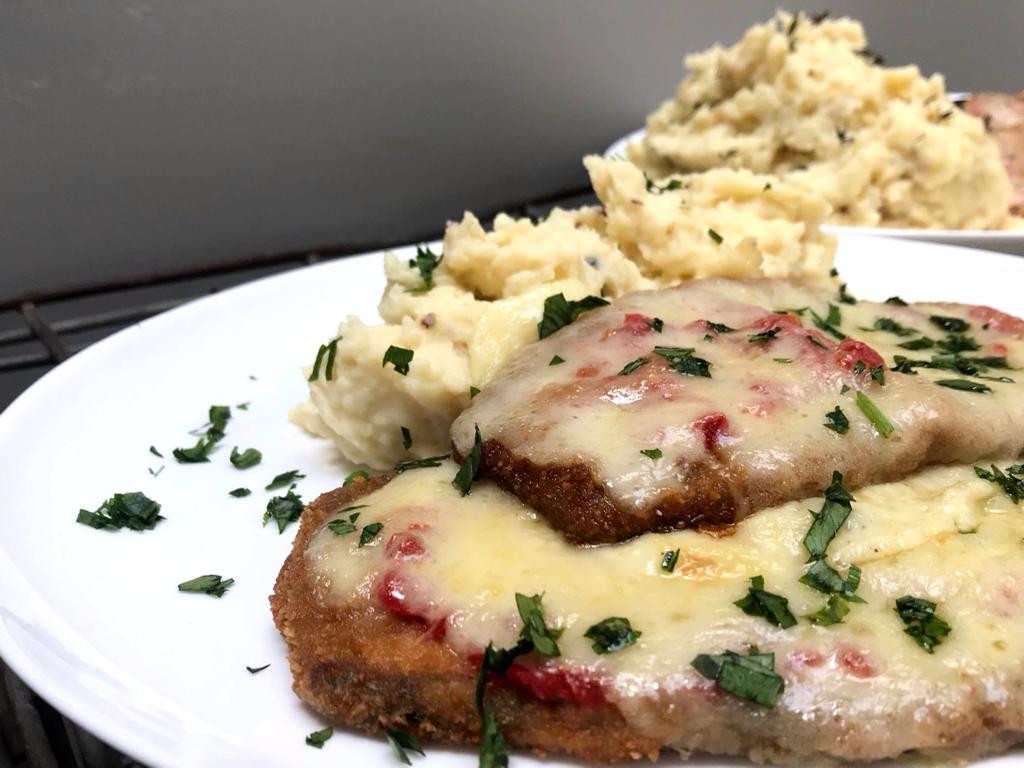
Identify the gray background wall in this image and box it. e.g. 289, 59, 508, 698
3, 0, 1022, 302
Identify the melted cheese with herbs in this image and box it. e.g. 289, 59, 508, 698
307, 462, 1024, 753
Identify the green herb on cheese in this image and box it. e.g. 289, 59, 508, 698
584, 617, 642, 654
855, 391, 895, 437
823, 406, 849, 434
661, 549, 680, 573
453, 425, 483, 496
618, 357, 650, 376
734, 575, 798, 628
537, 293, 609, 339
691, 649, 784, 707
640, 448, 663, 460
654, 346, 712, 378
895, 596, 951, 653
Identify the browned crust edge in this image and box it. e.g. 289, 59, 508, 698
269, 476, 661, 763
463, 439, 739, 545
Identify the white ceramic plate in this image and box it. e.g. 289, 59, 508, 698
0, 239, 1022, 768
604, 129, 1024, 256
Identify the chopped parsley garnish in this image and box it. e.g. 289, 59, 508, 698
645, 176, 684, 194
149, 446, 163, 458
898, 337, 935, 350
691, 649, 784, 707
382, 345, 414, 375
173, 405, 231, 463
537, 293, 609, 339
937, 333, 979, 353
76, 491, 163, 532
548, 355, 565, 366
885, 296, 908, 306
452, 424, 482, 496
703, 333, 713, 343
748, 327, 781, 343
895, 596, 951, 653
246, 664, 270, 674
358, 522, 383, 547
229, 487, 251, 497
707, 228, 723, 244
661, 549, 680, 573
974, 464, 1024, 503
396, 454, 449, 473
935, 378, 992, 393
868, 317, 916, 336
469, 386, 481, 398
400, 426, 412, 450
230, 446, 262, 469
823, 406, 849, 434
640, 448, 662, 460
803, 471, 855, 560
266, 470, 305, 490
177, 574, 234, 598
837, 283, 857, 305
806, 594, 851, 626
236, 401, 250, 411
308, 336, 342, 382
807, 334, 829, 349
618, 356, 650, 375
584, 617, 642, 654
475, 641, 531, 768
649, 317, 664, 333
855, 391, 895, 438
799, 560, 864, 603
326, 519, 357, 536
262, 487, 304, 533
654, 346, 712, 378
706, 321, 735, 334
305, 727, 333, 749
809, 305, 846, 340
386, 729, 425, 765
148, 465, 164, 478
407, 245, 443, 293
929, 315, 970, 333
734, 575, 797, 628
515, 592, 562, 657
773, 357, 793, 364
343, 469, 369, 486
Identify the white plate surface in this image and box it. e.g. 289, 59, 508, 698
604, 129, 1024, 256
0, 239, 1022, 768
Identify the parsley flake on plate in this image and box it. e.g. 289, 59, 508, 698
537, 293, 609, 339
935, 378, 992, 393
245, 664, 269, 674
148, 445, 163, 458
265, 469, 305, 491
386, 729, 425, 765
172, 405, 231, 463
229, 487, 251, 497
584, 617, 642, 654
263, 487, 304, 534
382, 345, 414, 375
640, 448, 662, 460
76, 491, 163, 532
229, 447, 262, 469
305, 727, 333, 749
177, 574, 234, 598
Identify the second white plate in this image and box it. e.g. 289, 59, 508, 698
604, 129, 1024, 256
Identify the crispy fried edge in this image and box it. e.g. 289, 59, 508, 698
269, 475, 661, 763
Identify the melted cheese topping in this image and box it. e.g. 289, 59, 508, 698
307, 463, 1024, 756
452, 280, 1024, 523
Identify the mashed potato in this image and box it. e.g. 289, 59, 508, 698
291, 157, 836, 469
629, 11, 1013, 230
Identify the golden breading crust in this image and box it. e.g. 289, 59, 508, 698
269, 476, 661, 763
